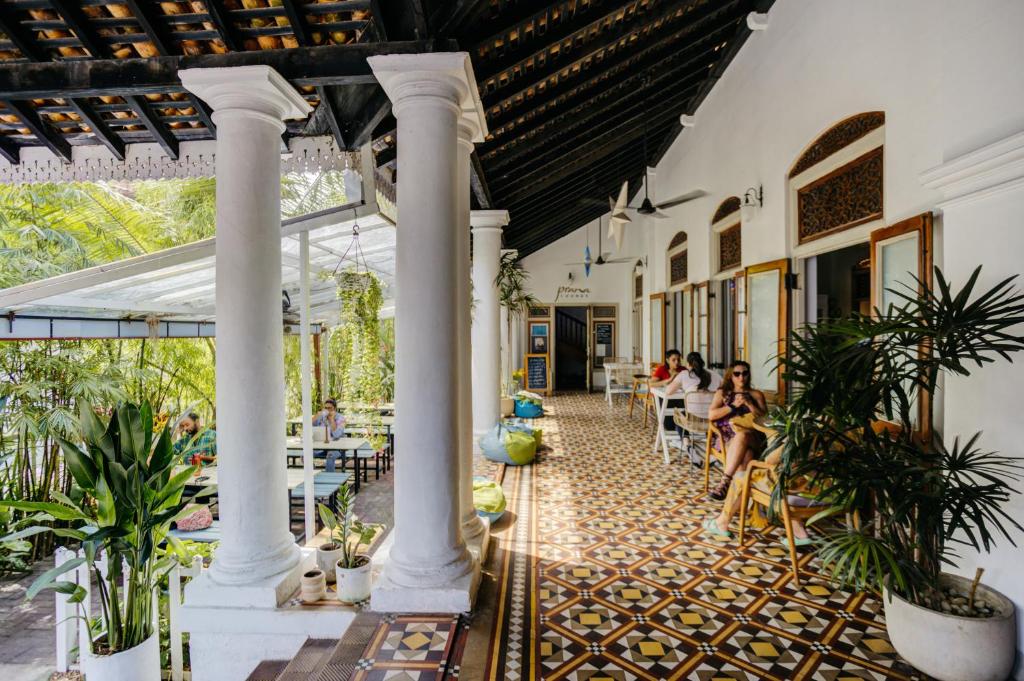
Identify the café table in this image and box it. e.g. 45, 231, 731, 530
603, 361, 642, 406
285, 436, 373, 492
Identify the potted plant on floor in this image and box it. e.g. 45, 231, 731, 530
318, 485, 376, 604
497, 252, 537, 418
0, 401, 195, 681
771, 267, 1024, 681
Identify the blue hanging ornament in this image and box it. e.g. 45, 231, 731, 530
583, 244, 592, 277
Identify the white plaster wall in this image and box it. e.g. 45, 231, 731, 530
518, 0, 1024, 669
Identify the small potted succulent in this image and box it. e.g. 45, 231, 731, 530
317, 485, 376, 604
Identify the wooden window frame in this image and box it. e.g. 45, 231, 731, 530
745, 258, 789, 401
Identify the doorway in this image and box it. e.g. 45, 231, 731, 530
555, 306, 588, 391
803, 242, 870, 324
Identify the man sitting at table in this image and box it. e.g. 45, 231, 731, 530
650, 349, 686, 431
173, 412, 217, 466
313, 398, 347, 471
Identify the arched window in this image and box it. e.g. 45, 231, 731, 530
667, 231, 688, 287
712, 197, 741, 274
789, 112, 885, 246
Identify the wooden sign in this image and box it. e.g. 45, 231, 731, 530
524, 353, 550, 394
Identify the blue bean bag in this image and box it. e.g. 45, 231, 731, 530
479, 423, 537, 466
513, 392, 544, 418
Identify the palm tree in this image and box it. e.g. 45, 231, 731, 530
495, 251, 537, 393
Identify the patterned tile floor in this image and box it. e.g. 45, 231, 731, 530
476, 392, 928, 681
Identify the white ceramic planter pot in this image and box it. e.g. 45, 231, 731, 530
883, 573, 1016, 681
81, 631, 160, 681
317, 543, 345, 583
500, 397, 515, 417
300, 568, 327, 603
335, 557, 372, 604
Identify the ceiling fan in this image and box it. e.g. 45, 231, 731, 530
564, 214, 636, 275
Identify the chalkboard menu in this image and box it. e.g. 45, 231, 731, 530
525, 354, 550, 393
592, 321, 615, 367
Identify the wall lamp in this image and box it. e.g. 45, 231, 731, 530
741, 185, 763, 222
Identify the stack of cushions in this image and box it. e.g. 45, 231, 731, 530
479, 423, 537, 465
513, 390, 544, 418
473, 477, 507, 523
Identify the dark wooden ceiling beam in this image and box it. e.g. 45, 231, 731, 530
375, 144, 396, 167
493, 104, 689, 201
124, 95, 179, 159
49, 0, 108, 58
484, 13, 739, 137
2, 99, 73, 161
470, 150, 492, 209
486, 74, 702, 176
314, 85, 346, 150
280, 0, 312, 45
433, 0, 488, 37
474, 0, 657, 83
0, 6, 46, 61
500, 148, 646, 214
122, 0, 176, 55
0, 41, 451, 100
481, 0, 735, 108
347, 88, 392, 148
201, 0, 242, 51
66, 97, 126, 160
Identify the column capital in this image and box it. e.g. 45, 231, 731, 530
180, 65, 311, 122
471, 210, 510, 231
368, 52, 487, 143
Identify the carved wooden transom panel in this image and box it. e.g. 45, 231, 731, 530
790, 111, 885, 178
712, 197, 741, 225
668, 231, 688, 250
670, 250, 688, 285
634, 274, 643, 299
798, 147, 883, 243
718, 224, 741, 271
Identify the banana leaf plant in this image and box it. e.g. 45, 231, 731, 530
496, 251, 538, 394
768, 266, 1024, 608
0, 401, 196, 655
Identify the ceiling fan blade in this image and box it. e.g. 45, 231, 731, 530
655, 189, 707, 210
603, 257, 638, 264
651, 211, 671, 219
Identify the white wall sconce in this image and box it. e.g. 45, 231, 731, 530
740, 185, 763, 222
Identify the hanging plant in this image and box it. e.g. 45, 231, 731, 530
334, 269, 385, 405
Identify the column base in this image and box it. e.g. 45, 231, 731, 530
181, 549, 358, 681
369, 531, 482, 613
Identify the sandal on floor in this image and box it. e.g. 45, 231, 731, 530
708, 475, 732, 501
702, 517, 732, 539
781, 536, 813, 549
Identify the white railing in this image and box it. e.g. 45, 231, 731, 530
53, 547, 203, 681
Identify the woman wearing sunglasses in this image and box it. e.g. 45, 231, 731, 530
703, 360, 767, 503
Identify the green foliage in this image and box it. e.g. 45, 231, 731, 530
496, 252, 538, 393
329, 271, 386, 405
0, 401, 196, 654
317, 486, 375, 569
771, 267, 1024, 606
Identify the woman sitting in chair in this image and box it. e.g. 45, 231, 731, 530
705, 360, 767, 501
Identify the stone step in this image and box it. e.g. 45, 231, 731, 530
310, 612, 382, 681
246, 659, 289, 681
276, 638, 337, 681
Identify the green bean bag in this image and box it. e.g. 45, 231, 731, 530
473, 478, 507, 523
503, 419, 543, 448
479, 423, 537, 466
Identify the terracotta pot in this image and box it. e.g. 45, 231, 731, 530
335, 556, 372, 604
883, 573, 1016, 681
300, 568, 327, 603
81, 631, 159, 681
317, 543, 345, 583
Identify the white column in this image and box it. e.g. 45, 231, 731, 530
471, 210, 509, 436
299, 231, 315, 544
456, 120, 487, 545
180, 66, 311, 586
368, 53, 486, 612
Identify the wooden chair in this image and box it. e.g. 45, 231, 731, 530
704, 420, 727, 493
673, 390, 715, 473
627, 374, 654, 425
736, 420, 901, 586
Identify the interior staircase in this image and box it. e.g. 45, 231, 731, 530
245, 611, 466, 681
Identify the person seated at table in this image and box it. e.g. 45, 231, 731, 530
313, 398, 346, 472
664, 351, 722, 395
173, 412, 217, 466
650, 349, 685, 430
705, 360, 767, 501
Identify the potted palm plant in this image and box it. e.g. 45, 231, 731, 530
318, 485, 376, 604
0, 401, 196, 681
771, 267, 1024, 681
496, 252, 537, 417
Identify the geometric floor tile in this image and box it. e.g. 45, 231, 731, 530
479, 393, 930, 681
